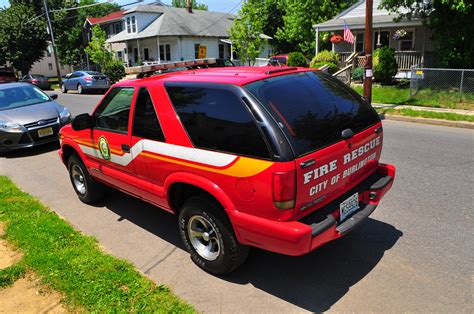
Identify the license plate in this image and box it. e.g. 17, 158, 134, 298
37, 127, 53, 138
339, 193, 360, 222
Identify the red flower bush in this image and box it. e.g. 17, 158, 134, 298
330, 35, 343, 44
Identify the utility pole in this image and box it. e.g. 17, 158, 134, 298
43, 0, 62, 85
363, 0, 373, 104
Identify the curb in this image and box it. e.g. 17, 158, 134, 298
379, 114, 474, 129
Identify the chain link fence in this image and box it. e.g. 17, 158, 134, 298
410, 68, 474, 108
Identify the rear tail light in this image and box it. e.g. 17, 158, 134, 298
272, 171, 296, 210
31, 79, 38, 83
84, 77, 93, 81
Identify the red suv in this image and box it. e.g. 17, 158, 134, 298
0, 68, 17, 84
59, 67, 395, 274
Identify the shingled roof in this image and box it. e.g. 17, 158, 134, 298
107, 4, 235, 43
86, 10, 125, 26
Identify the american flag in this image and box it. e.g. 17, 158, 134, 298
343, 21, 355, 44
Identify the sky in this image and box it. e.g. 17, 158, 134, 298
0, 0, 242, 13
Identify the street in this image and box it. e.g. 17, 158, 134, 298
0, 93, 473, 313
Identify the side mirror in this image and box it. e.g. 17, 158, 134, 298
50, 93, 58, 100
72, 113, 92, 131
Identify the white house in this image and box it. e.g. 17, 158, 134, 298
29, 43, 73, 78
314, 0, 436, 75
105, 4, 271, 67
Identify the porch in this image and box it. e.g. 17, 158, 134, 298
338, 51, 424, 71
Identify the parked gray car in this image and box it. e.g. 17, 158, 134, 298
0, 83, 71, 153
61, 71, 110, 94
20, 74, 52, 90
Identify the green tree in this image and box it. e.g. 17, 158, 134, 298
380, 0, 473, 68
373, 46, 398, 84
10, 0, 119, 67
229, 1, 265, 65
0, 4, 49, 75
172, 0, 208, 10
84, 25, 113, 68
275, 0, 355, 55
287, 52, 307, 66
85, 25, 124, 82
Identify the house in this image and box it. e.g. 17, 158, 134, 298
83, 10, 127, 69
105, 4, 271, 67
314, 0, 435, 77
28, 43, 73, 78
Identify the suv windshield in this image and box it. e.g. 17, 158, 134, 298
0, 85, 50, 110
246, 71, 380, 157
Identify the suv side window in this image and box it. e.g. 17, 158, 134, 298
166, 86, 270, 159
133, 87, 165, 141
93, 87, 134, 133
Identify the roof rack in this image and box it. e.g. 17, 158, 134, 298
264, 67, 298, 75
125, 58, 217, 77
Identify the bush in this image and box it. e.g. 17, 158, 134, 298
287, 52, 307, 67
311, 50, 339, 65
352, 67, 364, 81
103, 59, 125, 84
373, 46, 398, 84
310, 61, 338, 74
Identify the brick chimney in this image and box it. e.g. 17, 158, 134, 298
186, 0, 192, 13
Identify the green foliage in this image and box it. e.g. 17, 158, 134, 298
373, 47, 398, 84
380, 0, 474, 68
85, 25, 113, 69
230, 1, 265, 65
0, 176, 194, 312
312, 50, 339, 64
103, 59, 125, 84
0, 263, 26, 288
0, 4, 49, 75
274, 0, 356, 54
172, 0, 208, 10
310, 61, 338, 74
287, 52, 307, 67
352, 67, 364, 81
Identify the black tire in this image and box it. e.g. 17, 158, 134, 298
61, 83, 67, 93
67, 155, 105, 204
179, 196, 249, 275
77, 84, 84, 94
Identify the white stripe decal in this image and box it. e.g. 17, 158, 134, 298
79, 139, 237, 168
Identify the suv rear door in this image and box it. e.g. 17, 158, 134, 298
246, 71, 382, 217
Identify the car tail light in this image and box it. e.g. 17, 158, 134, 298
272, 171, 296, 210
31, 79, 38, 83
84, 76, 93, 81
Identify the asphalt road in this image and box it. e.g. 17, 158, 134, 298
0, 93, 473, 313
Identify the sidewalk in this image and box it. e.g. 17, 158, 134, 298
373, 103, 474, 116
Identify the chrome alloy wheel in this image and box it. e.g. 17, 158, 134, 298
188, 215, 221, 261
71, 164, 86, 195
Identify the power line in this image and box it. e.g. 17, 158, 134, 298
192, 0, 242, 36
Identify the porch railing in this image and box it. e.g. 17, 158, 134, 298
338, 51, 423, 71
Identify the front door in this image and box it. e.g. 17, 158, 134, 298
89, 86, 141, 195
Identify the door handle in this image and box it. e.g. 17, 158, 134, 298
121, 144, 130, 153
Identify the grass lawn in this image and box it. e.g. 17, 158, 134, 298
352, 85, 474, 110
378, 108, 474, 122
0, 176, 194, 312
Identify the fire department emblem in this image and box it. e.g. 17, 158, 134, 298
98, 136, 110, 161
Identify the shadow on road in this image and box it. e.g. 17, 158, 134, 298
96, 189, 402, 312
1, 141, 60, 159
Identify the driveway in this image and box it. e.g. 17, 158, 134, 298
0, 93, 472, 312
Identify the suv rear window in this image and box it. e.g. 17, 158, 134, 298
246, 71, 380, 157
166, 86, 271, 159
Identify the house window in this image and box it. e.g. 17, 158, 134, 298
117, 51, 123, 60
114, 22, 122, 34
47, 50, 51, 57
131, 16, 136, 33
126, 17, 131, 33
194, 44, 200, 59
160, 44, 171, 61
60, 64, 64, 69
48, 63, 53, 70
355, 33, 364, 52
399, 31, 414, 51
374, 31, 390, 49
219, 44, 224, 59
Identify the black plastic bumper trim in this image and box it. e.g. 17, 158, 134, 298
336, 203, 377, 235
311, 215, 336, 237
369, 175, 393, 190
